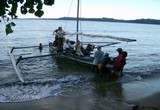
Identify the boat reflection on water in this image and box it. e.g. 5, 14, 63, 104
54, 56, 92, 73
92, 81, 124, 100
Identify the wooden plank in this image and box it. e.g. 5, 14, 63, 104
21, 53, 62, 60
12, 45, 49, 49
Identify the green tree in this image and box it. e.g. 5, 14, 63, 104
0, 0, 55, 35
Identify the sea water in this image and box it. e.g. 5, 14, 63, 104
0, 19, 160, 103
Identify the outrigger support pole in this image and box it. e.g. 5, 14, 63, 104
11, 47, 15, 53
16, 56, 22, 65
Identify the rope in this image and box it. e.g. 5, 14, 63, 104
65, 32, 137, 42
79, 0, 83, 42
64, 0, 74, 30
123, 42, 128, 50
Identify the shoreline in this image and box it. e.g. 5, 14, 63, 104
11, 17, 160, 26
1, 78, 160, 110
0, 96, 130, 110
0, 92, 160, 110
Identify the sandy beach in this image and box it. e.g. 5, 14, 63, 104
0, 92, 160, 110
132, 92, 160, 110
0, 96, 130, 110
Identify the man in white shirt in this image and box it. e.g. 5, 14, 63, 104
63, 39, 73, 52
57, 27, 65, 52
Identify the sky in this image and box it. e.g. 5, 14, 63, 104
18, 0, 160, 20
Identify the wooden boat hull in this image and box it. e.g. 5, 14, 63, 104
49, 43, 114, 69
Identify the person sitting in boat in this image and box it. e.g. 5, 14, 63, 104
63, 39, 74, 53
82, 44, 94, 56
113, 51, 127, 77
98, 52, 112, 77
57, 26, 65, 52
74, 40, 84, 56
92, 46, 104, 73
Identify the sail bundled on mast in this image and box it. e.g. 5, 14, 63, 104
64, 0, 136, 43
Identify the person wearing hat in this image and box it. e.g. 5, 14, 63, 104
116, 48, 123, 56
113, 51, 127, 77
113, 48, 123, 61
98, 52, 112, 77
92, 46, 104, 73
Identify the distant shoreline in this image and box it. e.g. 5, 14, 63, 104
16, 17, 160, 25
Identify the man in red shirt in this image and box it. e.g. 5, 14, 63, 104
114, 51, 127, 77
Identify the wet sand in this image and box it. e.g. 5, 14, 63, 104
0, 93, 159, 110
134, 92, 160, 110
0, 96, 130, 110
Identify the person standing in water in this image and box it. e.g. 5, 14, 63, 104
113, 51, 127, 77
98, 52, 112, 76
92, 46, 104, 73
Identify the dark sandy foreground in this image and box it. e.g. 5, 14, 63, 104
0, 96, 130, 110
0, 92, 160, 110
132, 92, 160, 110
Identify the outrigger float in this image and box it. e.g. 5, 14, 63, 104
8, 45, 59, 83
9, 49, 24, 83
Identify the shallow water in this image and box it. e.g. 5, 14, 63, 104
0, 19, 160, 103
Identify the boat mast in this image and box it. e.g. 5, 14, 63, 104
76, 0, 80, 42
